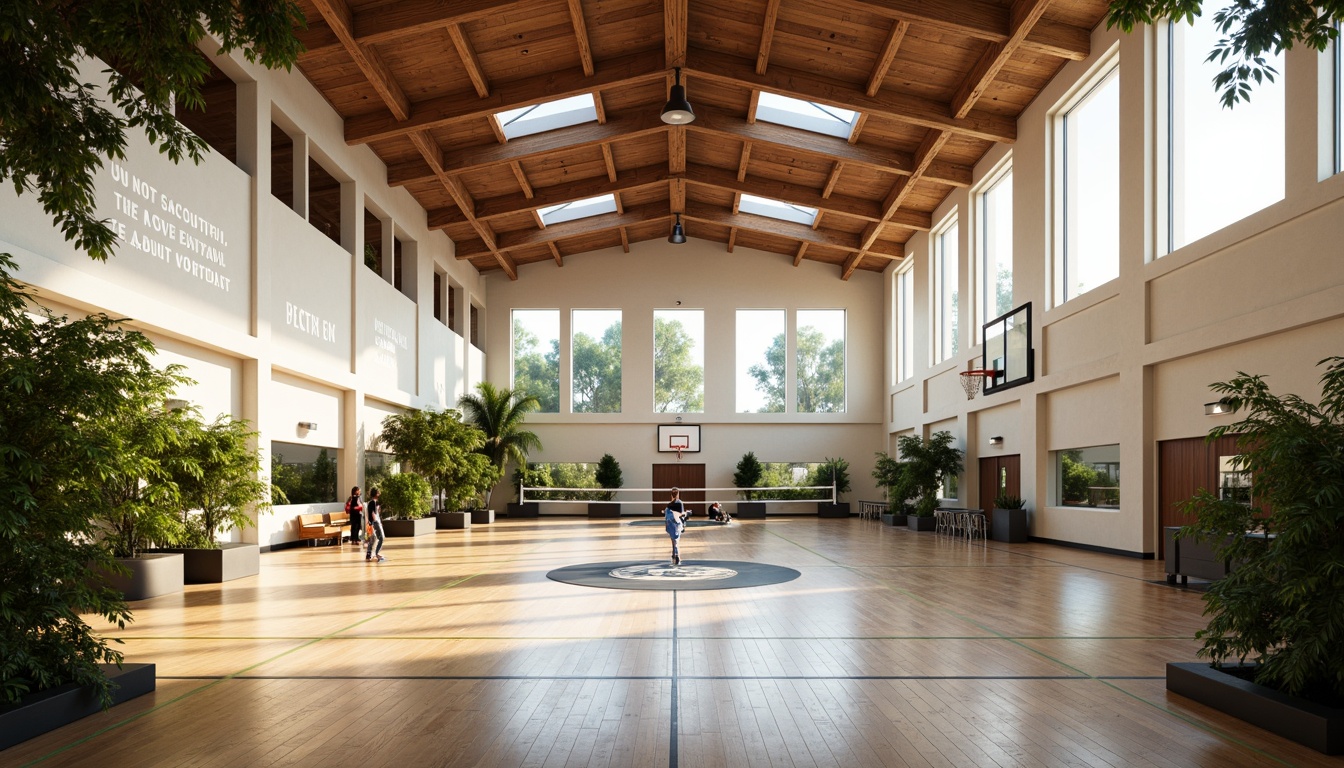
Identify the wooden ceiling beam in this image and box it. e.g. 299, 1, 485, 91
619, 227, 630, 253
839, 0, 1089, 60
685, 48, 1016, 143
601, 143, 618, 182
498, 204, 670, 251
668, 126, 686, 174
447, 23, 491, 99
756, 0, 782, 75
736, 141, 753, 182
684, 201, 860, 251
407, 131, 516, 280
310, 0, 410, 121
469, 164, 668, 221
566, 0, 595, 77
345, 50, 664, 145
793, 242, 809, 267
548, 241, 563, 265
726, 227, 737, 252
950, 0, 1054, 119
865, 20, 909, 97
665, 0, 687, 68
671, 178, 686, 214
509, 162, 534, 199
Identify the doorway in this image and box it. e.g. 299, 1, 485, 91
978, 455, 1021, 520
1157, 434, 1243, 558
651, 463, 706, 515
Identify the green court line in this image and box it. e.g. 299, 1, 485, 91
763, 526, 1298, 767
24, 540, 557, 767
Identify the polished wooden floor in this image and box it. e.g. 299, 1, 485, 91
9, 518, 1340, 767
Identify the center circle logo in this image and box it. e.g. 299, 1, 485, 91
608, 564, 739, 581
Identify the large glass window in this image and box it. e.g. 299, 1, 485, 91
1165, 15, 1284, 252
1054, 445, 1120, 508
1335, 23, 1343, 175
737, 309, 786, 413
271, 442, 339, 505
898, 266, 913, 382
571, 310, 622, 413
654, 309, 704, 413
933, 216, 959, 364
1058, 62, 1120, 304
978, 167, 1013, 327
796, 309, 845, 413
512, 309, 559, 413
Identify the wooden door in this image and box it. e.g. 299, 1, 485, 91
1157, 434, 1243, 558
651, 463, 706, 515
978, 455, 1021, 519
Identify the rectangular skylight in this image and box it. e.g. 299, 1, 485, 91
739, 194, 818, 226
755, 91, 858, 139
495, 94, 598, 141
538, 194, 618, 227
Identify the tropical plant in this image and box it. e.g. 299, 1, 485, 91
1, 254, 161, 705
993, 493, 1026, 510
458, 382, 542, 505
1, 0, 303, 265
734, 451, 765, 501
816, 457, 851, 502
872, 452, 915, 514
378, 472, 432, 520
1107, 1, 1344, 107
595, 454, 623, 501
169, 415, 270, 549
1176, 356, 1344, 699
896, 432, 965, 517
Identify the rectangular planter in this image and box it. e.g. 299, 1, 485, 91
881, 512, 907, 527
588, 502, 622, 518
146, 542, 259, 583
991, 508, 1028, 543
506, 502, 539, 518
907, 515, 936, 532
383, 517, 436, 537
735, 502, 767, 519
101, 553, 184, 601
0, 663, 156, 751
817, 502, 852, 518
469, 508, 495, 525
432, 511, 470, 530
1167, 662, 1343, 755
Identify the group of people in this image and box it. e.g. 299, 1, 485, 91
342, 485, 385, 562
663, 488, 733, 566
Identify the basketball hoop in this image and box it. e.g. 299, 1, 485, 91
960, 369, 994, 400
675, 447, 683, 461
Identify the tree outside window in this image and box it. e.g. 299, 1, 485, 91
654, 310, 704, 413
571, 310, 621, 413
512, 309, 559, 413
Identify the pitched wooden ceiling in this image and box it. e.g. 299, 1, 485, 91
293, 0, 1111, 280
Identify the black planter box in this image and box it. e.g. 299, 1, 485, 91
588, 502, 622, 518
817, 502, 851, 518
506, 502, 539, 518
1167, 662, 1343, 755
432, 511, 470, 530
991, 508, 1028, 543
881, 512, 907, 527
147, 542, 259, 583
469, 508, 495, 525
0, 663, 155, 750
383, 517, 436, 537
736, 502, 767, 519
100, 553, 184, 601
907, 515, 936, 531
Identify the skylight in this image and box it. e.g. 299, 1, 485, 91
755, 92, 858, 139
739, 194, 818, 226
538, 194, 618, 227
495, 94, 598, 141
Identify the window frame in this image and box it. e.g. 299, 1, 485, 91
931, 212, 959, 365
974, 158, 1013, 332
896, 263, 914, 383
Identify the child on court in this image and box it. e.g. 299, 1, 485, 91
365, 487, 385, 562
664, 488, 689, 565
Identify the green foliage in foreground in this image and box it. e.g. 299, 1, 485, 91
895, 432, 965, 517
169, 415, 270, 549
378, 472, 432, 520
1179, 357, 1344, 699
734, 452, 765, 501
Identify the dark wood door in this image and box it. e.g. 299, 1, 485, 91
1157, 434, 1244, 558
978, 455, 1021, 518
651, 464, 706, 516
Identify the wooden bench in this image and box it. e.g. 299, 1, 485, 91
297, 513, 347, 546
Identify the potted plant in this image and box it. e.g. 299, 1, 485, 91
151, 415, 269, 582
897, 432, 964, 532
378, 472, 434, 537
1164, 357, 1344, 755
507, 464, 548, 518
589, 453, 623, 518
991, 493, 1028, 543
733, 451, 767, 519
379, 408, 493, 529
458, 382, 542, 510
872, 452, 910, 526
816, 456, 852, 517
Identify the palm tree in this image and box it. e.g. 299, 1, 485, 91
457, 382, 542, 505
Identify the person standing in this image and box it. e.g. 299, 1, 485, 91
664, 487, 688, 565
345, 486, 364, 547
365, 487, 385, 562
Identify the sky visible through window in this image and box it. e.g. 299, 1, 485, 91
1063, 66, 1119, 302
538, 194, 617, 226
737, 309, 784, 412
739, 194, 818, 226
755, 92, 858, 139
495, 94, 597, 141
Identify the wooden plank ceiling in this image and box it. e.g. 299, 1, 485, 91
294, 0, 1111, 280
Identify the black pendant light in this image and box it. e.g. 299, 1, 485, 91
669, 213, 687, 244
661, 67, 695, 125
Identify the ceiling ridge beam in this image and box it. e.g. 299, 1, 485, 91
756, 0, 782, 74
665, 0, 687, 68
950, 0, 1054, 119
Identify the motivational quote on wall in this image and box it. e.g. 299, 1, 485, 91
106, 162, 232, 292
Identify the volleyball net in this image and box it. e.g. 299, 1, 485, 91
518, 484, 839, 509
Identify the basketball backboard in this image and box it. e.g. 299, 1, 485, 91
657, 424, 701, 453
981, 302, 1034, 395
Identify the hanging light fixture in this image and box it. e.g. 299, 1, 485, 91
661, 67, 695, 125
669, 213, 687, 244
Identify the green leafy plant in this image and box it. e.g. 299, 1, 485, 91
896, 432, 965, 517
993, 494, 1026, 510
378, 472, 432, 520
379, 408, 492, 513
1177, 356, 1344, 699
595, 454, 623, 502
458, 382, 542, 506
513, 464, 552, 502
816, 457, 851, 502
169, 415, 270, 549
872, 452, 914, 515
733, 452, 764, 501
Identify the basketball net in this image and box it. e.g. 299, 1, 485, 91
675, 447, 683, 461
960, 367, 990, 400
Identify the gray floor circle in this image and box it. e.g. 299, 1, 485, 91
626, 519, 728, 528
546, 560, 801, 591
